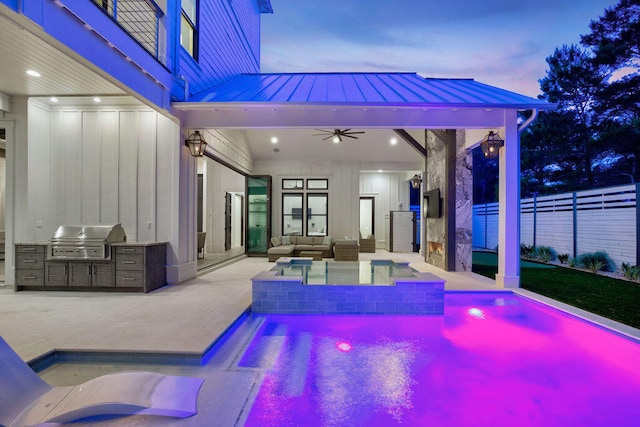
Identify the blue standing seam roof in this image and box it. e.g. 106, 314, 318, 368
190, 73, 552, 109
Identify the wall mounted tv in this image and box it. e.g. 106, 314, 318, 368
424, 188, 441, 218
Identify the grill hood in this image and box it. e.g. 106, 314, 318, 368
52, 224, 127, 242
49, 224, 127, 260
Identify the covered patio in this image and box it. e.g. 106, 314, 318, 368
175, 72, 553, 288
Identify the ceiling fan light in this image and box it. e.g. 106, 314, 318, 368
332, 136, 341, 143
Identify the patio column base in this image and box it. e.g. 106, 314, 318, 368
495, 274, 520, 288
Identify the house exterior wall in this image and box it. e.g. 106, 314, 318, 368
178, 0, 263, 99
252, 161, 360, 241
24, 99, 180, 254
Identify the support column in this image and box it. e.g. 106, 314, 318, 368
165, 129, 199, 284
496, 110, 520, 288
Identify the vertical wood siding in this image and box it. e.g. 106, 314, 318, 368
473, 184, 638, 269
179, 0, 262, 99
27, 100, 178, 245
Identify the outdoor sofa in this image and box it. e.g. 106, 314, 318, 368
268, 235, 334, 261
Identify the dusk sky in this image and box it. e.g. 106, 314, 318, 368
261, 0, 619, 97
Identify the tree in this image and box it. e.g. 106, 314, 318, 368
520, 110, 582, 196
582, 0, 640, 183
538, 44, 607, 188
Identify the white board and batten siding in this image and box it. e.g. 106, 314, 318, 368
473, 184, 638, 270
27, 99, 178, 246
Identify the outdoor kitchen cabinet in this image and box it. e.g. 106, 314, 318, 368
15, 244, 46, 287
15, 242, 167, 292
113, 243, 167, 292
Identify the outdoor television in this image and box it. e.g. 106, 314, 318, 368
424, 188, 441, 218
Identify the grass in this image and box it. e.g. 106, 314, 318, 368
472, 251, 640, 329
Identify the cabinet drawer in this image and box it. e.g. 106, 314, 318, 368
115, 271, 144, 287
16, 254, 45, 270
16, 244, 46, 254
116, 254, 144, 270
17, 270, 45, 286
115, 246, 144, 255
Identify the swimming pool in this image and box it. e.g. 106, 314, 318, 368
239, 292, 640, 426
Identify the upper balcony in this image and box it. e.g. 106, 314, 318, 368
90, 0, 167, 66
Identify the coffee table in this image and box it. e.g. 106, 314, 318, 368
299, 250, 323, 261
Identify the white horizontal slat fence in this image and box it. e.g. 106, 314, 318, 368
473, 184, 639, 270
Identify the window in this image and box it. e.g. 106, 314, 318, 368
282, 193, 303, 236
306, 179, 328, 190
181, 0, 198, 59
307, 193, 328, 236
282, 179, 304, 190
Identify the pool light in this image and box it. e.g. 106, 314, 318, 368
336, 341, 352, 352
468, 307, 485, 319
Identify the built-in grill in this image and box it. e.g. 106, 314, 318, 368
49, 224, 127, 260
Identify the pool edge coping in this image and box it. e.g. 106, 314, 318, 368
513, 288, 640, 344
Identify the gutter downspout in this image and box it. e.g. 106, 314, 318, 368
177, 75, 189, 101
518, 109, 538, 133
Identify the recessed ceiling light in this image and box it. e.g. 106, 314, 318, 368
50, 97, 59, 103
390, 137, 398, 145
93, 97, 101, 103
26, 69, 41, 77
378, 169, 383, 173
271, 137, 278, 144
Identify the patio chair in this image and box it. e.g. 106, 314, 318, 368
197, 232, 206, 259
359, 231, 376, 253
0, 336, 204, 426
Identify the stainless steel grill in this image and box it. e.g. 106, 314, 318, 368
49, 224, 127, 260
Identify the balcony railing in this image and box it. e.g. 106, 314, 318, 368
91, 0, 166, 65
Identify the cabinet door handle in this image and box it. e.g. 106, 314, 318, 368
122, 260, 136, 264
24, 276, 36, 280
121, 277, 136, 281
22, 247, 36, 252
121, 249, 137, 253
22, 260, 37, 263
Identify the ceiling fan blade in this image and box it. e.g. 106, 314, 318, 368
342, 134, 359, 139
322, 135, 334, 141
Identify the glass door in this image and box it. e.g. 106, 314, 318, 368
246, 175, 271, 255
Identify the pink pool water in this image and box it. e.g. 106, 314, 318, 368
240, 292, 640, 427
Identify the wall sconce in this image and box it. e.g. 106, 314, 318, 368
185, 130, 207, 157
410, 174, 422, 189
480, 131, 504, 158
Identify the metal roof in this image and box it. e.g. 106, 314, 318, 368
190, 73, 552, 109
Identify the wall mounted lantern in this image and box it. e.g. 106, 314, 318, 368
185, 130, 207, 157
480, 131, 504, 158
410, 174, 422, 189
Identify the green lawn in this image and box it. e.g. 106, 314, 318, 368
472, 251, 640, 329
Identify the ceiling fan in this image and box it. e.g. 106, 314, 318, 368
313, 129, 365, 143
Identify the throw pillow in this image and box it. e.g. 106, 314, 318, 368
270, 237, 281, 247
282, 235, 290, 245
322, 236, 332, 245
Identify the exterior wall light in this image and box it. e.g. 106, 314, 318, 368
185, 130, 207, 157
410, 174, 422, 189
481, 130, 504, 158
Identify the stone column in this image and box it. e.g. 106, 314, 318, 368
424, 130, 471, 272
455, 130, 473, 271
